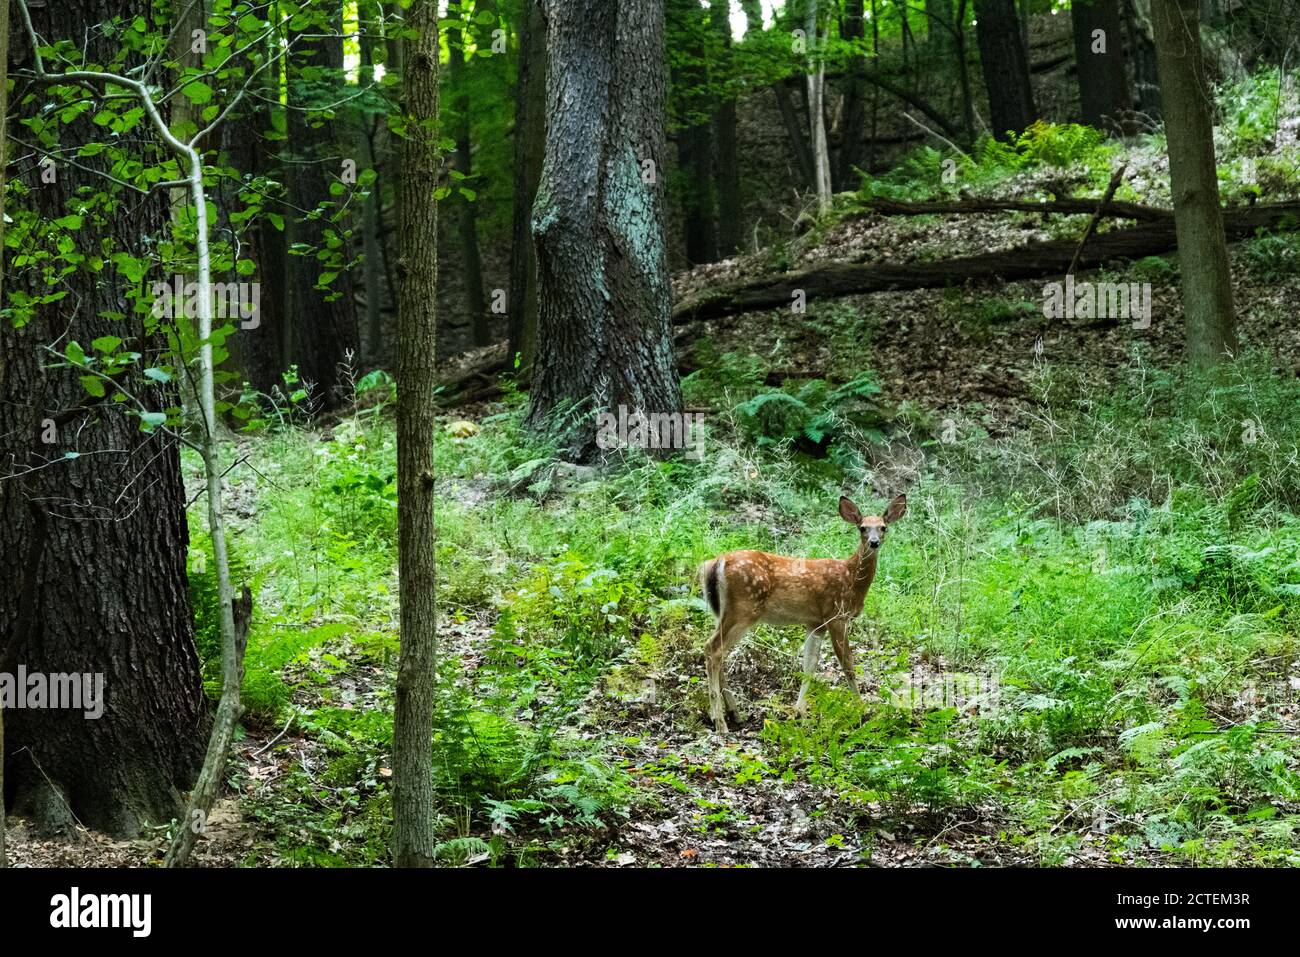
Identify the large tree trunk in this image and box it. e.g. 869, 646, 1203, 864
447, 18, 488, 346
834, 0, 868, 191
1, 0, 206, 838
392, 0, 439, 869
1151, 0, 1236, 364
285, 8, 360, 411
1072, 0, 1134, 133
525, 0, 682, 461
710, 1, 743, 256
506, 0, 546, 374
974, 0, 1037, 139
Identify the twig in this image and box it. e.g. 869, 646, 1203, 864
901, 111, 970, 159
252, 711, 297, 758
1067, 163, 1128, 276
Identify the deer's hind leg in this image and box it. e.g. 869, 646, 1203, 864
718, 621, 751, 726
794, 626, 825, 716
704, 614, 753, 733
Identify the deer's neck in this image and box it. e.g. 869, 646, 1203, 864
846, 544, 879, 600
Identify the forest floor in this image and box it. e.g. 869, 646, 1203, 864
9, 110, 1300, 868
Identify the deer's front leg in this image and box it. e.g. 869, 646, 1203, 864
795, 627, 824, 716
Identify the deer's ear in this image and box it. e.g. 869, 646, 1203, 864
883, 494, 908, 523
839, 496, 862, 525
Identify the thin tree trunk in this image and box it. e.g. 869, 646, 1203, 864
1150, 0, 1236, 364
1072, 0, 1134, 132
447, 15, 488, 345
392, 0, 439, 869
525, 0, 682, 461
974, 0, 1037, 139
168, 0, 205, 424
806, 0, 832, 211
507, 0, 546, 374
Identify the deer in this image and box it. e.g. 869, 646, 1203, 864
698, 493, 907, 732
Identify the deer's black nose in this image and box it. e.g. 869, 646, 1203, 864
868, 540, 881, 549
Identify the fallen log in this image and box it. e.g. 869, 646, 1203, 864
436, 353, 509, 400
672, 201, 1300, 324
851, 195, 1170, 222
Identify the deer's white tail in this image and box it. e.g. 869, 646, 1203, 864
700, 558, 725, 619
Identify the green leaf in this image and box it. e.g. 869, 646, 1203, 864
143, 367, 172, 383
92, 335, 122, 354
182, 81, 214, 105
139, 411, 168, 431
65, 341, 86, 365
80, 375, 106, 398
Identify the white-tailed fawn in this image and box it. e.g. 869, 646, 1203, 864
698, 493, 907, 732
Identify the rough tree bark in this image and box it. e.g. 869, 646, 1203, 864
506, 0, 546, 374
392, 0, 439, 869
1072, 0, 1134, 132
525, 0, 683, 461
974, 0, 1037, 139
1, 0, 207, 837
1151, 0, 1236, 364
